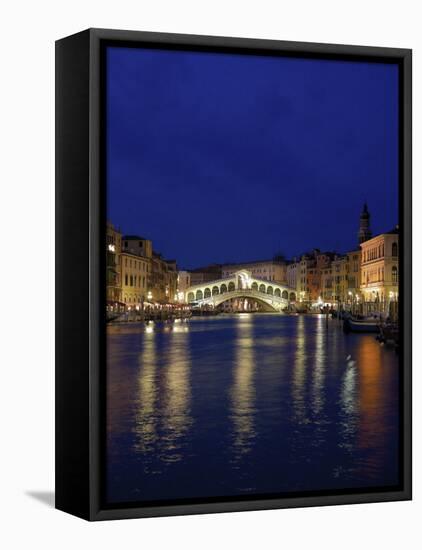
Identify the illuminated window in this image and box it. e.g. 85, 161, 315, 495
392, 266, 398, 283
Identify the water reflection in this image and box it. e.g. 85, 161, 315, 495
339, 349, 358, 447
292, 315, 308, 424
134, 325, 192, 465
311, 315, 326, 417
230, 314, 256, 462
107, 314, 400, 503
134, 330, 157, 454
357, 336, 389, 454
160, 328, 192, 462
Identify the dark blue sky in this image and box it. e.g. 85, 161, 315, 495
106, 46, 398, 269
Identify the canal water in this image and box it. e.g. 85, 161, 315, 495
106, 314, 400, 504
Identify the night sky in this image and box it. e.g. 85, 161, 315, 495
106, 46, 398, 269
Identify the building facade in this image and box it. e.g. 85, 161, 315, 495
222, 258, 287, 284
106, 222, 122, 304
120, 252, 150, 307
287, 259, 300, 294
346, 249, 361, 301
189, 264, 223, 286
320, 265, 334, 303
332, 255, 348, 304
177, 270, 191, 302
122, 235, 153, 259
150, 252, 178, 303
360, 228, 399, 304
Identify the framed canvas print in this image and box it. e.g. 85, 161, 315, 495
55, 28, 412, 520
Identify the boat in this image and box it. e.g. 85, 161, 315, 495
343, 317, 380, 333
378, 323, 399, 346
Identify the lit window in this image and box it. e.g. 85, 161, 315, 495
392, 266, 398, 283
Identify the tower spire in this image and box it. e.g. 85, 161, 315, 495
358, 203, 372, 245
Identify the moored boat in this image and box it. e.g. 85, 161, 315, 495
343, 317, 380, 333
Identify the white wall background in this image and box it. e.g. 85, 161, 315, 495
0, 1, 419, 548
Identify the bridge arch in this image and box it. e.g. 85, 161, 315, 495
212, 292, 277, 312
184, 269, 294, 310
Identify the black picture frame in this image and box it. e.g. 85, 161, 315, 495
55, 28, 412, 521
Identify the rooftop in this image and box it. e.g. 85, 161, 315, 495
122, 235, 149, 241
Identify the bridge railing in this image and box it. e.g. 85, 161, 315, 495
194, 288, 290, 304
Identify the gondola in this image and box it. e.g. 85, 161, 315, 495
343, 317, 380, 333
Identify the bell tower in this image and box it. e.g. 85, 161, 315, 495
358, 202, 372, 245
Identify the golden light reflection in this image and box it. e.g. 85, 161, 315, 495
134, 325, 192, 463
230, 314, 256, 461
311, 315, 326, 416
134, 330, 157, 454
292, 315, 308, 423
356, 336, 388, 452
160, 329, 192, 463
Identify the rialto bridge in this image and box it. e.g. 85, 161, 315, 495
183, 270, 296, 312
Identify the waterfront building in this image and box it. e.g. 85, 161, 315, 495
360, 227, 399, 305
120, 234, 178, 305
120, 251, 149, 307
330, 249, 362, 306
106, 222, 122, 305
222, 258, 287, 284
346, 249, 361, 304
189, 264, 222, 286
150, 252, 178, 303
122, 235, 153, 259
332, 255, 349, 304
176, 270, 191, 302
295, 250, 335, 302
320, 265, 334, 303
287, 258, 300, 294
297, 254, 314, 302
308, 252, 334, 302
